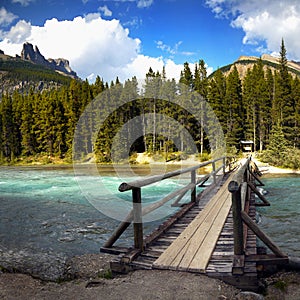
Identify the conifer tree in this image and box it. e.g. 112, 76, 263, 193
1, 94, 17, 161
274, 39, 293, 137
20, 93, 36, 156
208, 69, 226, 121
224, 66, 244, 148
243, 60, 270, 150
179, 62, 193, 90
291, 76, 300, 148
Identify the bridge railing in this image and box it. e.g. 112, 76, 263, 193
102, 156, 236, 253
228, 156, 288, 274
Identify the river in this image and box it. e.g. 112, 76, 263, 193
0, 165, 299, 273
257, 173, 300, 257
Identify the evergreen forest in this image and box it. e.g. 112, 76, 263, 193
0, 40, 299, 168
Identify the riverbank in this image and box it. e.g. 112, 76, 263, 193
4, 153, 299, 174
1, 252, 300, 299
252, 158, 300, 175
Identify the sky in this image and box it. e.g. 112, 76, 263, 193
1, 0, 300, 83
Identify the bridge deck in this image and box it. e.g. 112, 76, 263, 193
153, 172, 234, 272
120, 173, 258, 290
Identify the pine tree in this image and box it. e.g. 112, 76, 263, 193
207, 68, 226, 128
1, 94, 17, 161
224, 66, 244, 149
193, 60, 209, 154
274, 39, 293, 140
243, 60, 270, 150
291, 76, 300, 148
261, 125, 289, 166
20, 93, 36, 156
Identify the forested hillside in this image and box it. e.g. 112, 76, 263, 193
0, 51, 73, 96
0, 40, 299, 167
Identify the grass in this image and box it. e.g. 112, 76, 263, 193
97, 269, 113, 280
273, 279, 288, 292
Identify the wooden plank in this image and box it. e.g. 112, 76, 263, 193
232, 255, 245, 275
187, 192, 232, 272
144, 201, 195, 247
153, 189, 222, 267
154, 183, 227, 268
170, 189, 230, 270
153, 172, 235, 270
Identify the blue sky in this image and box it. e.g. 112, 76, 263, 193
1, 0, 300, 82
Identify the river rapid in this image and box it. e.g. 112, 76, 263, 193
0, 165, 299, 279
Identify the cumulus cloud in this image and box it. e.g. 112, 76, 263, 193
5, 20, 31, 43
123, 55, 183, 80
206, 0, 300, 60
0, 14, 183, 82
0, 7, 18, 26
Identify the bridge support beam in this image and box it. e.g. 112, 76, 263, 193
132, 187, 144, 251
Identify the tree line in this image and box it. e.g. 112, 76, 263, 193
0, 40, 299, 166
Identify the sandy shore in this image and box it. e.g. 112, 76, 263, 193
252, 158, 300, 175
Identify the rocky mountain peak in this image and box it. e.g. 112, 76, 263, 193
20, 42, 77, 78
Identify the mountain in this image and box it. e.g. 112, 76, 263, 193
21, 42, 77, 78
214, 54, 300, 79
0, 43, 78, 96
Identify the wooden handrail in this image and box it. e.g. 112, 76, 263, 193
118, 157, 225, 192
102, 156, 234, 251
228, 156, 287, 274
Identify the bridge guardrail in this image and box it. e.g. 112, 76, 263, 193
102, 156, 237, 252
228, 156, 287, 275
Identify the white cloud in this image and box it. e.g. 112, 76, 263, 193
206, 0, 300, 60
123, 55, 182, 80
155, 40, 196, 59
5, 20, 31, 43
123, 17, 142, 29
12, 0, 35, 6
102, 0, 154, 9
0, 14, 183, 82
0, 7, 18, 26
156, 40, 182, 56
98, 5, 113, 17
137, 0, 153, 8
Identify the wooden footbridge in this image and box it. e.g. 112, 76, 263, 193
101, 156, 289, 290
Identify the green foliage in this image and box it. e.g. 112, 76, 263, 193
197, 152, 211, 162
0, 39, 299, 167
258, 125, 300, 169
273, 279, 288, 292
0, 58, 72, 86
97, 269, 113, 279
129, 152, 138, 164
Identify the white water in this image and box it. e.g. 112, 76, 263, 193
0, 165, 192, 258
0, 166, 299, 262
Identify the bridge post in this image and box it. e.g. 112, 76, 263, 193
212, 161, 216, 184
229, 182, 244, 256
132, 187, 144, 251
191, 170, 196, 202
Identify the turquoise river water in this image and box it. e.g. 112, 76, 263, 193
0, 165, 299, 260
